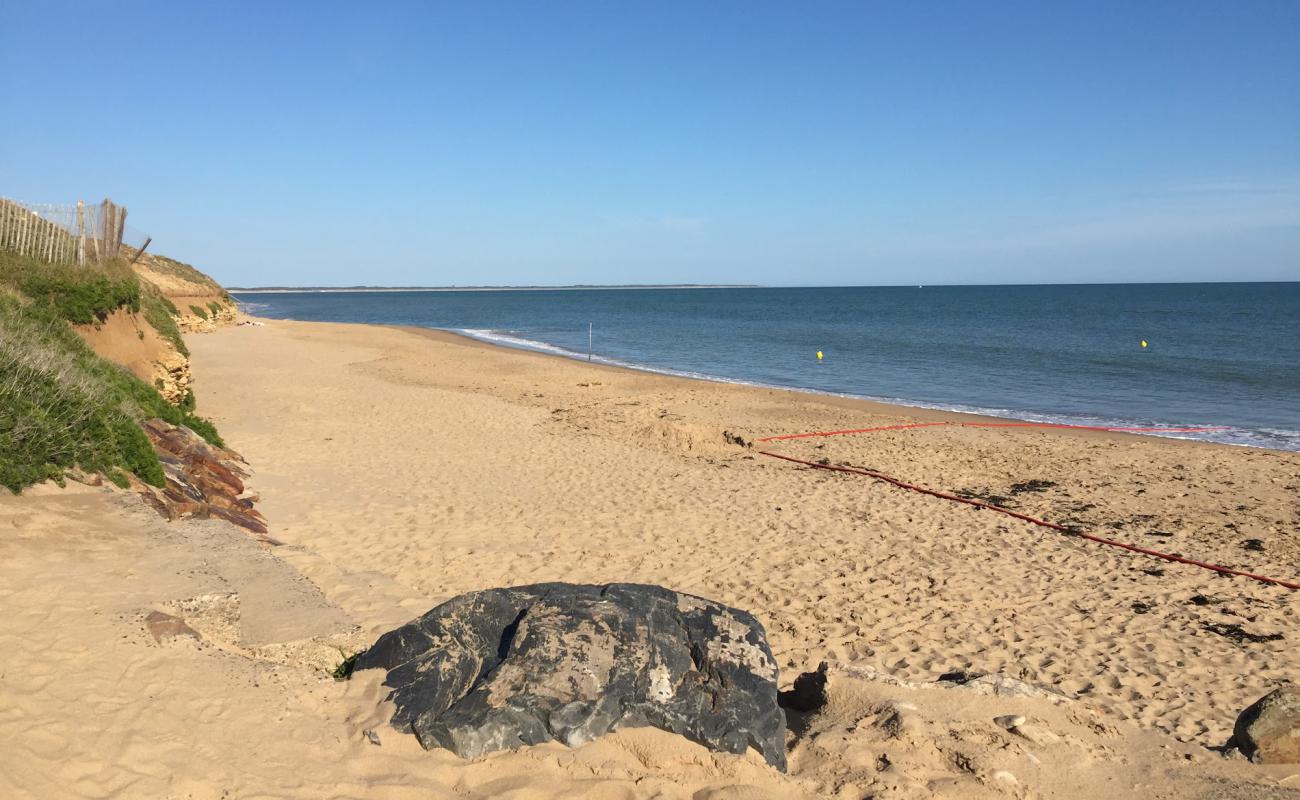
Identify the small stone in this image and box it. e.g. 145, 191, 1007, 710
1012, 722, 1060, 746
879, 707, 921, 739
144, 610, 200, 643
363, 729, 381, 746
1233, 689, 1300, 763
938, 671, 1071, 703
992, 770, 1019, 785
994, 715, 1026, 730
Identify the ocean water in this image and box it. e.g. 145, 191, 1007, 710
234, 284, 1300, 452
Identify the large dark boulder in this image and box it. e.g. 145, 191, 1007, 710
352, 583, 787, 769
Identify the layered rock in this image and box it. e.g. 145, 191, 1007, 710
130, 251, 237, 333
176, 302, 236, 333
137, 419, 268, 537
353, 583, 787, 769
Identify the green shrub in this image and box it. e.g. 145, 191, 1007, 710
0, 252, 224, 492
0, 253, 139, 324
141, 253, 224, 292
189, 304, 208, 320
182, 414, 223, 447
142, 286, 188, 356
207, 301, 223, 316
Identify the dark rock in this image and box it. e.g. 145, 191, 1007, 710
207, 505, 269, 535
723, 431, 751, 448
352, 583, 787, 769
1233, 689, 1300, 763
779, 662, 829, 712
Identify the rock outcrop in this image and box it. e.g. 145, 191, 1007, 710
1233, 688, 1300, 763
130, 251, 238, 334
73, 307, 194, 405
136, 419, 268, 537
352, 583, 787, 769
74, 250, 236, 407
176, 302, 236, 333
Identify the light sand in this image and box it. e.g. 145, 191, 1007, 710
2, 316, 1297, 798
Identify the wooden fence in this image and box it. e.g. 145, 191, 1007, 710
0, 197, 131, 265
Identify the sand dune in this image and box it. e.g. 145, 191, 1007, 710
1, 317, 1296, 798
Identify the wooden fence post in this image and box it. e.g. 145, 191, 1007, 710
90, 200, 102, 262
77, 200, 86, 266
116, 204, 127, 258
45, 215, 54, 262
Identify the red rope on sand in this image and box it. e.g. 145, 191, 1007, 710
756, 421, 1299, 590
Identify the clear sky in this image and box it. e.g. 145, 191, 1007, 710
2, 1, 1297, 286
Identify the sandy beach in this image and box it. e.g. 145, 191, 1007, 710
2, 316, 1297, 799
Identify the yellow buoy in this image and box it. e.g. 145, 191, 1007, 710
816, 350, 824, 362
1141, 340, 1148, 349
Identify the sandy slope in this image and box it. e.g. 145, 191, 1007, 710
2, 316, 1297, 798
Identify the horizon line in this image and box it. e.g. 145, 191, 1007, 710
227, 279, 1300, 293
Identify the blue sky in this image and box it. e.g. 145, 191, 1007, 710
2, 1, 1297, 286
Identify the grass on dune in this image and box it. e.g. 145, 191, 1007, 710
0, 253, 140, 325
135, 251, 225, 293
0, 251, 222, 493
143, 286, 188, 356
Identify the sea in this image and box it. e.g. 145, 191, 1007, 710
233, 283, 1300, 452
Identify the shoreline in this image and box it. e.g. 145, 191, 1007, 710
231, 284, 1294, 453
395, 320, 1266, 453
229, 283, 1299, 455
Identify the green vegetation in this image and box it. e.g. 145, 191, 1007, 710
207, 300, 223, 316
0, 254, 140, 324
140, 252, 225, 293
142, 286, 188, 356
0, 250, 222, 493
331, 652, 359, 681
189, 303, 209, 320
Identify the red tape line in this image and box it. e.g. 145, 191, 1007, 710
757, 421, 1297, 590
